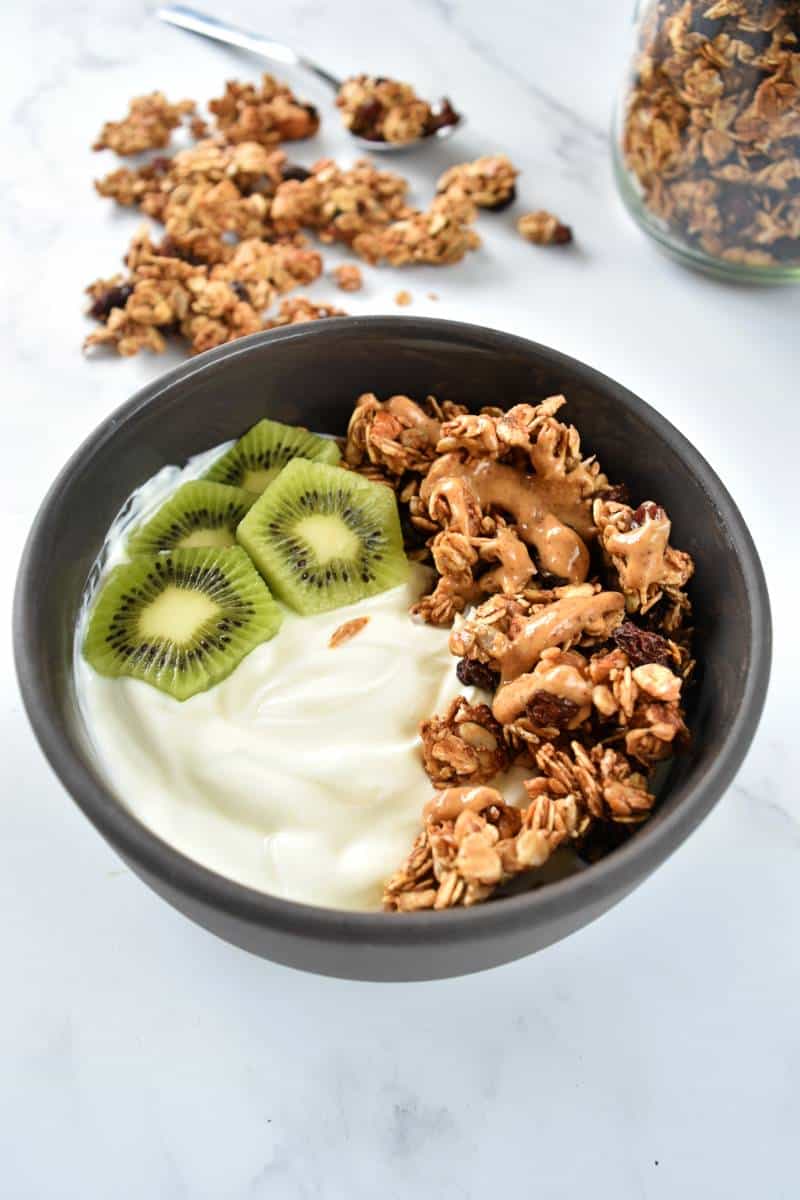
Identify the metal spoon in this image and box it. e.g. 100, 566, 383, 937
157, 3, 463, 152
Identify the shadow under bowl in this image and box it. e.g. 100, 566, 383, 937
14, 317, 771, 981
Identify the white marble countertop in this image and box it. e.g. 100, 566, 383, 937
3, 1, 797, 1195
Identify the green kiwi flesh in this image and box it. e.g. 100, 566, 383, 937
204, 417, 341, 495
127, 481, 257, 555
236, 458, 408, 616
83, 547, 282, 700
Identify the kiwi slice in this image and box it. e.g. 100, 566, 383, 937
127, 481, 257, 555
83, 547, 282, 700
237, 458, 408, 616
204, 417, 341, 495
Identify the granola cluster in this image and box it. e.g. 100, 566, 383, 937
335, 74, 460, 144
84, 229, 329, 356
437, 154, 519, 210
208, 74, 319, 146
620, 0, 800, 269
93, 92, 196, 155
342, 391, 695, 911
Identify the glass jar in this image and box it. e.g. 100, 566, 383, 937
613, 0, 800, 282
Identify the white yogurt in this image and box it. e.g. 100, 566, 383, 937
74, 448, 534, 910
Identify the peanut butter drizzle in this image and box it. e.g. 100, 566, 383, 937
423, 785, 502, 823
492, 661, 592, 725
430, 476, 476, 535
499, 591, 624, 682
605, 514, 671, 595
479, 527, 535, 595
386, 395, 441, 444
422, 457, 590, 584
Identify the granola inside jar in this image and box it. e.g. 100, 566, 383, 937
613, 0, 800, 282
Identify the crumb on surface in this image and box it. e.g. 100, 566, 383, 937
333, 264, 363, 292
395, 289, 413, 306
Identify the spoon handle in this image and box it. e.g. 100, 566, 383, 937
157, 5, 342, 91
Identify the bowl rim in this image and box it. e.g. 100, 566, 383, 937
14, 316, 772, 946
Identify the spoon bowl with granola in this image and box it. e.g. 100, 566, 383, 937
158, 5, 462, 151
14, 317, 770, 979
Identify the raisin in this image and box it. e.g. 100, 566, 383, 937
351, 99, 384, 140
156, 319, 181, 337
612, 619, 672, 668
525, 690, 579, 730
89, 284, 133, 321
426, 98, 461, 136
719, 187, 760, 233
230, 280, 250, 303
280, 163, 310, 183
485, 184, 517, 213
456, 658, 500, 693
576, 819, 631, 864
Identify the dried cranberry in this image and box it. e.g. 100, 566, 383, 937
526, 690, 579, 730
280, 163, 311, 183
612, 619, 672, 668
632, 501, 665, 527
456, 658, 500, 693
89, 284, 133, 321
156, 320, 181, 337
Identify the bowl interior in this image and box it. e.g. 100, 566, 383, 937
16, 318, 770, 951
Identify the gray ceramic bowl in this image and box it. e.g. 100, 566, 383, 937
14, 318, 771, 981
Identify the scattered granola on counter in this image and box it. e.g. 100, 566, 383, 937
341, 390, 695, 911
517, 210, 573, 245
335, 74, 460, 144
85, 80, 565, 357
93, 92, 196, 155
620, 0, 800, 269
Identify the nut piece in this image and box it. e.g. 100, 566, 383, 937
517, 210, 573, 245
93, 92, 195, 155
329, 616, 370, 648
420, 697, 509, 787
